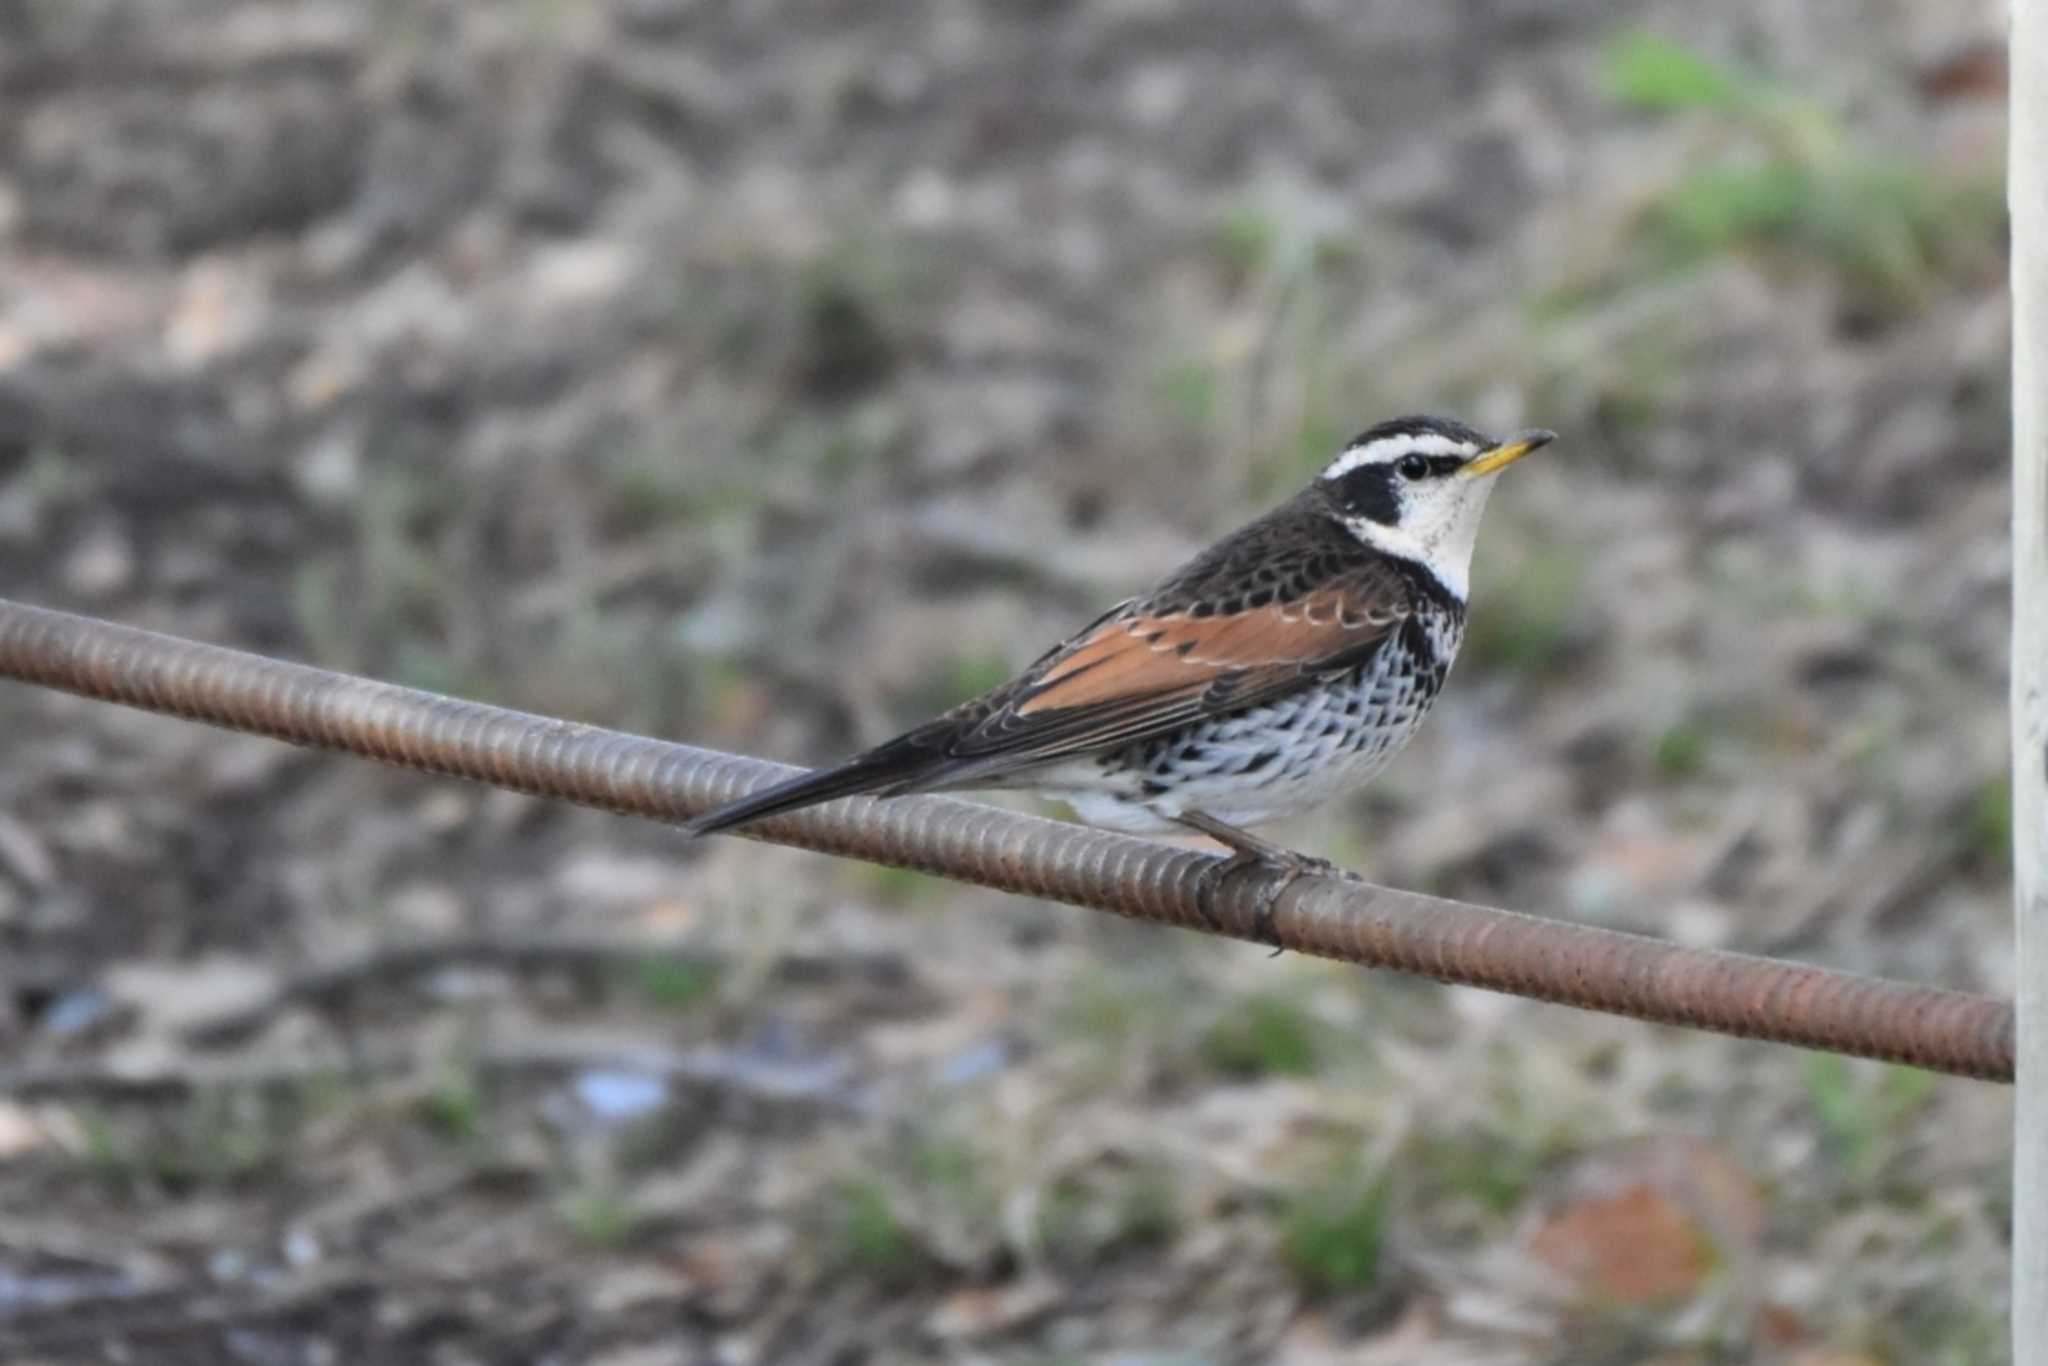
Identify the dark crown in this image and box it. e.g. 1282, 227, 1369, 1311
1340, 414, 1494, 454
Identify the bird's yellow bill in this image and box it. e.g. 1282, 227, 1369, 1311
1462, 429, 1557, 478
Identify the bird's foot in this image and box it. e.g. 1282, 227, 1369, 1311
1179, 812, 1343, 953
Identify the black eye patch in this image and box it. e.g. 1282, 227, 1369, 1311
1336, 464, 1401, 524
1426, 454, 1464, 476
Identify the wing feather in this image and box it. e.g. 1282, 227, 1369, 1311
933, 576, 1407, 771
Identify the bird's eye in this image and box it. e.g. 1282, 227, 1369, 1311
1397, 454, 1429, 481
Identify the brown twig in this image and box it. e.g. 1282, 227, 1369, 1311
0, 597, 2016, 1081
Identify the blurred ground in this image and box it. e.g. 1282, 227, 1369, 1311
0, 1, 2022, 1362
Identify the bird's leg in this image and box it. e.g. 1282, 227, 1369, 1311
1176, 810, 1340, 950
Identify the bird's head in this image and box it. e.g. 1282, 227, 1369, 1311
1313, 415, 1554, 599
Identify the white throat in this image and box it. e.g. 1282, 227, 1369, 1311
1342, 479, 1497, 601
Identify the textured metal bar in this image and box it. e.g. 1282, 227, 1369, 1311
0, 597, 2015, 1081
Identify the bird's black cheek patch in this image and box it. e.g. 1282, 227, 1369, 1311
1336, 465, 1402, 524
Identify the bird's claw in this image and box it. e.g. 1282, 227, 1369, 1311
1197, 849, 1341, 954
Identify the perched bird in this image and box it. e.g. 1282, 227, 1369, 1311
689, 415, 1552, 887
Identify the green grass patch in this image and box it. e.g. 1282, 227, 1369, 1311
1155, 358, 1222, 434
822, 1177, 931, 1286
597, 449, 721, 537
1035, 1161, 1180, 1269
1602, 32, 1750, 112
815, 1119, 1003, 1286
1465, 546, 1585, 677
909, 1128, 989, 1215
1213, 204, 1282, 277
419, 1060, 487, 1150
1801, 1055, 1937, 1182
1892, 1288, 2008, 1366
760, 403, 910, 484
1055, 965, 1189, 1050
1052, 962, 1223, 1094
1282, 1165, 1395, 1297
1647, 160, 2002, 314
907, 648, 1017, 719
73, 1080, 343, 1188
1198, 990, 1326, 1079
1961, 775, 2011, 869
855, 861, 952, 906
1412, 1130, 1552, 1220
1652, 719, 1714, 779
1599, 31, 2003, 321
627, 954, 722, 1010
558, 1179, 643, 1247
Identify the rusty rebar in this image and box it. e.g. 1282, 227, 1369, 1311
0, 597, 2016, 1081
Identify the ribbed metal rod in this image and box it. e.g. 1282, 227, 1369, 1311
0, 597, 2015, 1081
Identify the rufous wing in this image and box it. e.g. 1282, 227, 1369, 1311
935, 580, 1405, 767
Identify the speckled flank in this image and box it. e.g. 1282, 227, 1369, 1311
1038, 612, 1463, 832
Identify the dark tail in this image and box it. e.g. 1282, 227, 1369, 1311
685, 741, 934, 837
